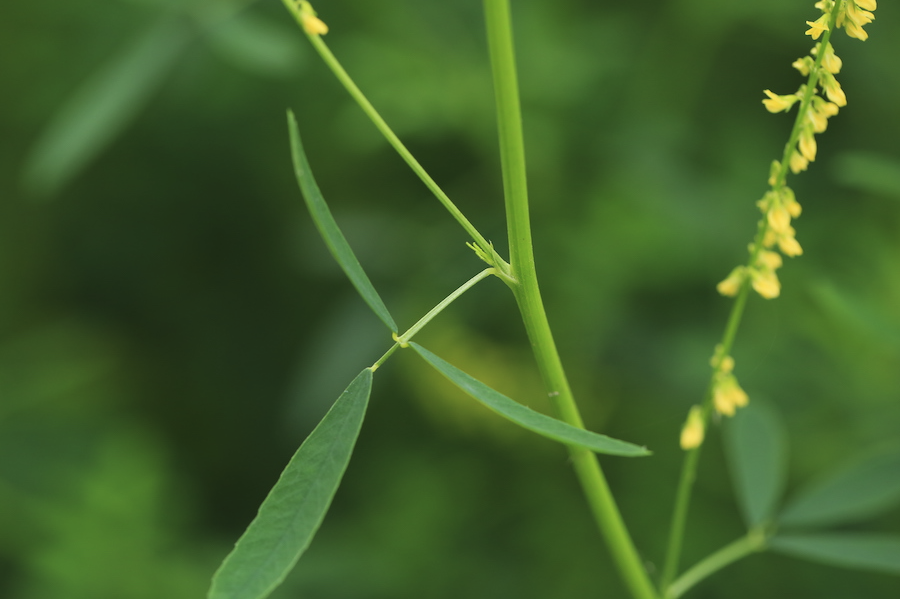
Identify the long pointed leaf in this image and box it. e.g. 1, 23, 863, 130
23, 18, 189, 197
771, 533, 900, 575
287, 110, 397, 333
725, 400, 788, 528
779, 449, 900, 528
410, 343, 649, 457
208, 368, 373, 599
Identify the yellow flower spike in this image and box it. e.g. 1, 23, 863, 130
717, 267, 747, 297
750, 268, 781, 299
805, 15, 829, 39
680, 406, 705, 450
789, 150, 809, 174
767, 205, 792, 233
798, 130, 818, 162
762, 90, 798, 113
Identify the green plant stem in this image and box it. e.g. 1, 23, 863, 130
660, 279, 751, 590
396, 268, 496, 344
483, 2, 657, 599
666, 530, 767, 599
371, 268, 496, 370
660, 3, 842, 590
281, 0, 497, 266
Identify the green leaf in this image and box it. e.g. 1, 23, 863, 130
832, 150, 900, 200
208, 368, 373, 599
409, 343, 650, 457
725, 400, 788, 528
770, 533, 900, 575
287, 110, 398, 333
207, 12, 306, 78
22, 18, 190, 197
779, 449, 900, 528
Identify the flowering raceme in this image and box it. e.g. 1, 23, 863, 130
718, 0, 877, 303
708, 0, 877, 425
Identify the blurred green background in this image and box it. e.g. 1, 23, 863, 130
2, 0, 899, 597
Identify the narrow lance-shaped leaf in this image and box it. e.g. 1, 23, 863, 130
770, 533, 900, 576
410, 343, 650, 457
287, 110, 397, 333
208, 368, 373, 599
779, 448, 900, 528
23, 18, 190, 197
725, 400, 788, 528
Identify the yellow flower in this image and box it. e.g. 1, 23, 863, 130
762, 90, 797, 113
799, 130, 818, 162
767, 205, 792, 233
717, 267, 746, 297
855, 0, 876, 11
806, 105, 829, 134
844, 20, 868, 41
789, 150, 809, 174
778, 229, 803, 257
751, 268, 781, 299
298, 2, 329, 36
781, 187, 802, 217
805, 16, 830, 40
792, 57, 812, 76
758, 250, 783, 270
680, 406, 705, 450
710, 347, 735, 373
302, 14, 329, 35
768, 161, 781, 187
821, 43, 843, 74
713, 374, 750, 417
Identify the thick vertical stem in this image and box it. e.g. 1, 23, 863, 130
483, 2, 657, 598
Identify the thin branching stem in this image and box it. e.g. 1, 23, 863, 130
281, 0, 496, 263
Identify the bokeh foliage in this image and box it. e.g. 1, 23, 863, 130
2, 0, 899, 597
